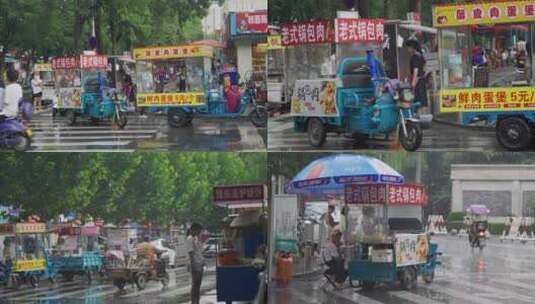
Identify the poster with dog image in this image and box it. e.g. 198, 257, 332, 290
291, 79, 340, 117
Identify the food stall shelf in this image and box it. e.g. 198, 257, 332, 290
348, 260, 396, 282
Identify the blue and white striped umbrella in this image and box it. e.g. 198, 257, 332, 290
287, 154, 404, 195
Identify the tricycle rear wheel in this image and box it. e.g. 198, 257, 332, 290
307, 118, 326, 147
361, 281, 375, 290
496, 117, 532, 151
400, 267, 416, 290
168, 108, 191, 128
29, 274, 39, 288
135, 273, 147, 290
399, 122, 422, 151
66, 110, 77, 126
113, 279, 126, 290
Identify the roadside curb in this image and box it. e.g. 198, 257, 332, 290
433, 119, 494, 132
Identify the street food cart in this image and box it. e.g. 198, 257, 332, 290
133, 44, 267, 128
0, 222, 55, 288
50, 223, 103, 282
52, 54, 128, 127
283, 19, 424, 150
344, 183, 440, 289
33, 63, 56, 102
434, 1, 535, 150
213, 184, 267, 304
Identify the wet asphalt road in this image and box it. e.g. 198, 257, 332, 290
27, 109, 266, 152
268, 235, 535, 304
267, 115, 505, 152
0, 265, 217, 304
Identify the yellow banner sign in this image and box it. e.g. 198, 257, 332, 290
13, 259, 46, 272
433, 1, 535, 27
267, 35, 283, 50
440, 87, 535, 112
15, 223, 46, 234
34, 63, 52, 72
137, 92, 205, 107
133, 45, 213, 60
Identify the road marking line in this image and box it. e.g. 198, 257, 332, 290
389, 290, 444, 304
34, 135, 154, 141
9, 284, 86, 300
31, 285, 115, 300
32, 141, 133, 148
420, 282, 525, 304
0, 281, 79, 297
160, 278, 215, 298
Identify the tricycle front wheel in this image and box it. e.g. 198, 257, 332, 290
496, 117, 532, 151
422, 270, 434, 284
399, 122, 422, 151
249, 108, 267, 128
114, 108, 128, 129
307, 118, 326, 147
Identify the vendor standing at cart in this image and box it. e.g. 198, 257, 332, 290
187, 223, 205, 304
405, 39, 428, 114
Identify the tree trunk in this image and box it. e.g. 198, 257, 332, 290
0, 51, 6, 79
357, 0, 369, 18
74, 0, 81, 52
409, 0, 422, 13
386, 0, 397, 19
94, 0, 103, 53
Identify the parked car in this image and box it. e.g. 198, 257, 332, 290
151, 239, 176, 268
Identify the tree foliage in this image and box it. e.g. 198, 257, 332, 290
0, 0, 210, 75
0, 153, 267, 231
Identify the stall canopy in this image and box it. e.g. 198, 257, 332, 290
287, 154, 404, 195
230, 210, 263, 228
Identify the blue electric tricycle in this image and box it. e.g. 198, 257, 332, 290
50, 224, 103, 283
53, 55, 128, 128
293, 51, 423, 151
0, 223, 56, 289
133, 44, 267, 129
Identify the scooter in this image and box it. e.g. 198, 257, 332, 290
0, 100, 33, 151
469, 228, 486, 250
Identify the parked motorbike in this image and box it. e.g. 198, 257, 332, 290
0, 100, 33, 151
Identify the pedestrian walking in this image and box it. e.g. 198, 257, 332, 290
187, 223, 205, 304
31, 72, 43, 112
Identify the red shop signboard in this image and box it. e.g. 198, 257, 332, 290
281, 20, 335, 46
52, 56, 79, 70
345, 183, 427, 206
236, 11, 268, 34
213, 184, 266, 204
80, 55, 108, 69
335, 18, 385, 43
